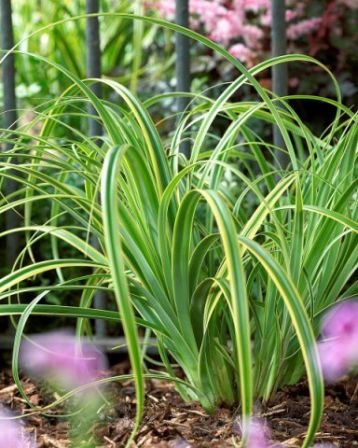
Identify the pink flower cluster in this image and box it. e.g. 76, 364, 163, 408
149, 0, 356, 66
0, 409, 36, 448
20, 330, 107, 390
317, 300, 358, 382
286, 17, 322, 39
150, 0, 268, 65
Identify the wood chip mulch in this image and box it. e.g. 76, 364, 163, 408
0, 363, 357, 447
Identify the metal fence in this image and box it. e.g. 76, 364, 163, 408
0, 0, 288, 345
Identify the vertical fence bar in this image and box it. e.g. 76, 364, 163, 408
86, 0, 106, 337
86, 0, 102, 136
175, 0, 191, 157
1, 0, 20, 269
271, 0, 289, 168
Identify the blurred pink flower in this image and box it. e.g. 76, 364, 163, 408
152, 0, 175, 18
209, 17, 237, 45
173, 439, 192, 448
286, 10, 298, 21
243, 0, 270, 12
287, 17, 322, 39
150, 0, 357, 49
234, 417, 282, 448
246, 418, 271, 447
20, 330, 107, 390
261, 10, 272, 27
242, 25, 264, 49
150, 0, 357, 70
229, 43, 256, 65
0, 409, 36, 448
317, 300, 358, 382
312, 444, 336, 447
337, 0, 358, 8
321, 300, 358, 339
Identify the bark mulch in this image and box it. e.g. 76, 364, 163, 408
0, 362, 357, 447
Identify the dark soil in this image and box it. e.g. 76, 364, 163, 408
0, 362, 357, 447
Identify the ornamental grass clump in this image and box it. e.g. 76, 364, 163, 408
0, 14, 357, 448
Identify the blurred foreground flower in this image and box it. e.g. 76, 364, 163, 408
312, 444, 336, 447
20, 330, 108, 447
317, 300, 358, 382
0, 408, 36, 448
20, 329, 107, 390
234, 417, 282, 448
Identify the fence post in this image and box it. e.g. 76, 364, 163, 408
175, 0, 191, 157
0, 0, 20, 269
271, 0, 289, 168
86, 0, 102, 136
86, 0, 107, 337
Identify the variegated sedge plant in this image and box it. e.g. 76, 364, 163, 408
0, 14, 357, 448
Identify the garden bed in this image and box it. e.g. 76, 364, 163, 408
0, 363, 357, 447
